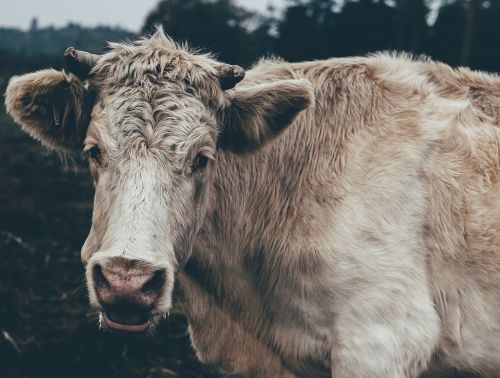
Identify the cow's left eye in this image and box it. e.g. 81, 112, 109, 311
192, 154, 209, 173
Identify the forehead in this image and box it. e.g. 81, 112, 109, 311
88, 86, 216, 151
91, 29, 223, 105
86, 31, 222, 152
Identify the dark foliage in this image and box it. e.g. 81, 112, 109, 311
141, 0, 500, 73
0, 23, 134, 55
1, 0, 498, 79
142, 0, 274, 65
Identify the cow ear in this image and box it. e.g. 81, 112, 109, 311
218, 79, 314, 153
4, 69, 95, 152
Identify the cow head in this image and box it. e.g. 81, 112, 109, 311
4, 28, 313, 332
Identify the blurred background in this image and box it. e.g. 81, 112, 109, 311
0, 0, 496, 377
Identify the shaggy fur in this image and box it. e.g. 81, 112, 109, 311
5, 29, 500, 377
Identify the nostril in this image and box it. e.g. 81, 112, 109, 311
141, 270, 165, 296
93, 265, 110, 290
91, 260, 166, 331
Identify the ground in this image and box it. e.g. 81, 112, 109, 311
0, 110, 218, 378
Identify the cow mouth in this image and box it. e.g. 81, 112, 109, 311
100, 311, 150, 332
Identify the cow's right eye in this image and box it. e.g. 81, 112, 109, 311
86, 145, 102, 167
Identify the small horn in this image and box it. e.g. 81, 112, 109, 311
216, 64, 245, 90
64, 47, 100, 80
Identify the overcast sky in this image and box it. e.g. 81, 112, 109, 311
1, 0, 286, 32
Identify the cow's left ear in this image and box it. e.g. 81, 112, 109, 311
218, 79, 314, 153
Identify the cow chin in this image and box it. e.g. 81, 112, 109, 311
85, 255, 174, 334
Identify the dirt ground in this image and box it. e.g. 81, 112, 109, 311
0, 111, 218, 378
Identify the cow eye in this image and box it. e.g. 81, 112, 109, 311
86, 145, 102, 167
192, 153, 209, 173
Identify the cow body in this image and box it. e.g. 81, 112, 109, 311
180, 56, 500, 377
5, 30, 500, 377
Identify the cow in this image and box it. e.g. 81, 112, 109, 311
4, 27, 500, 377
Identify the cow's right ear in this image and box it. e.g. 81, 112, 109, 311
4, 69, 95, 152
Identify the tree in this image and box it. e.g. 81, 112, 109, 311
275, 0, 337, 61
470, 0, 500, 72
333, 0, 399, 56
460, 0, 479, 65
142, 0, 272, 66
429, 0, 468, 65
394, 0, 430, 53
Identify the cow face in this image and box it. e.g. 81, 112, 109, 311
4, 28, 313, 332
